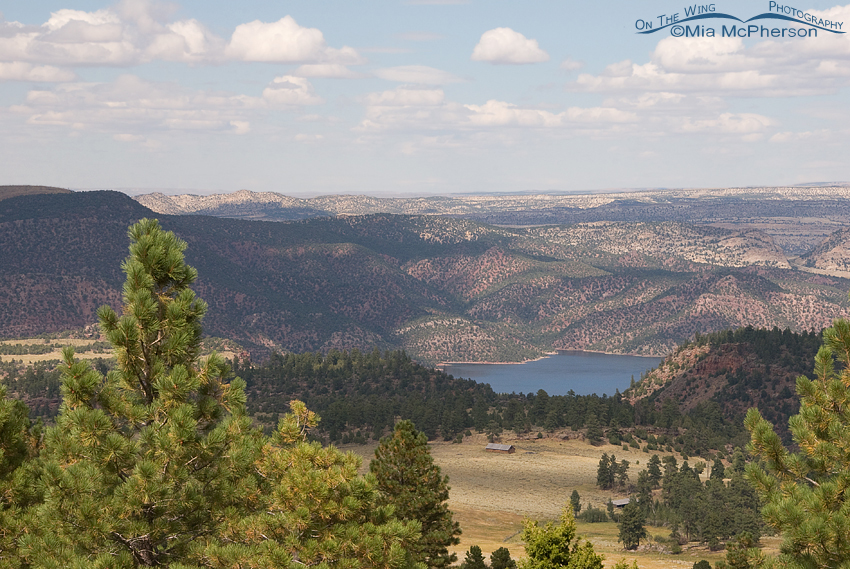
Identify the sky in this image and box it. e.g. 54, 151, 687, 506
1, 0, 849, 196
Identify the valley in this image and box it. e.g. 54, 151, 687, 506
2, 187, 850, 364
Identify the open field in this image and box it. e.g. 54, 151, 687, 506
344, 432, 780, 569
0, 338, 111, 364
0, 338, 238, 365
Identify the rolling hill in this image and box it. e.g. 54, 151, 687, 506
1, 190, 849, 364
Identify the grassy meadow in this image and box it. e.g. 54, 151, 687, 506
0, 337, 239, 365
1, 336, 778, 568
346, 433, 780, 569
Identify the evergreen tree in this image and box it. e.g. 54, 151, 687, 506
490, 547, 516, 569
585, 414, 603, 446
745, 321, 850, 569
220, 400, 422, 569
519, 507, 603, 569
635, 471, 653, 515
597, 454, 613, 489
17, 219, 421, 569
647, 454, 662, 487
722, 532, 757, 569
615, 459, 630, 490
617, 499, 646, 550
20, 219, 260, 567
710, 456, 726, 481
371, 420, 461, 569
570, 490, 581, 516
0, 386, 37, 569
460, 546, 487, 569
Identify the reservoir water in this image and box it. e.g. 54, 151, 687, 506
441, 351, 663, 396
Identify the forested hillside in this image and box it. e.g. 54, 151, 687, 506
627, 326, 823, 440
231, 349, 748, 454
2, 191, 849, 363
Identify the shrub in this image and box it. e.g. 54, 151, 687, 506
577, 506, 608, 523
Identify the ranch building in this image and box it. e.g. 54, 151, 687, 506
485, 443, 516, 454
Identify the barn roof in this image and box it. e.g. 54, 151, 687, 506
611, 498, 631, 507
485, 443, 515, 451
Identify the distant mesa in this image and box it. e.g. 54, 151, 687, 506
0, 185, 72, 202
132, 187, 850, 259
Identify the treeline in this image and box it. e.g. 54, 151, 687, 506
238, 348, 749, 452
584, 451, 761, 551
637, 454, 760, 549
0, 358, 111, 420
691, 325, 822, 369
0, 341, 111, 355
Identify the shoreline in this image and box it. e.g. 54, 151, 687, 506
437, 349, 663, 368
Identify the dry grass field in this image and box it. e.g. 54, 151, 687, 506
344, 432, 780, 569
0, 338, 109, 364
0, 338, 238, 365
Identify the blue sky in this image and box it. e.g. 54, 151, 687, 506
1, 0, 849, 195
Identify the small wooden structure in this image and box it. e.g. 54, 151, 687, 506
611, 498, 630, 508
485, 443, 516, 454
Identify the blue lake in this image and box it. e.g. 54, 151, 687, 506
441, 351, 663, 396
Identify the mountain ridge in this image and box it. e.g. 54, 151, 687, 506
2, 191, 849, 364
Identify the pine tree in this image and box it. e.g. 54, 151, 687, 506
617, 500, 646, 550
570, 490, 581, 516
519, 507, 603, 569
746, 320, 850, 569
490, 547, 516, 569
0, 386, 37, 569
17, 219, 421, 569
710, 456, 726, 481
460, 545, 487, 569
20, 218, 258, 567
597, 453, 614, 489
647, 454, 662, 487
585, 414, 603, 446
216, 400, 422, 569
635, 471, 653, 515
371, 420, 461, 569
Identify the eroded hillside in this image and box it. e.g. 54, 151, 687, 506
2, 191, 849, 364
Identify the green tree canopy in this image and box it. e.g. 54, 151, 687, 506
569, 490, 581, 516
617, 499, 646, 550
460, 546, 487, 569
519, 507, 603, 569
14, 219, 422, 569
370, 420, 461, 569
490, 547, 516, 569
746, 318, 850, 569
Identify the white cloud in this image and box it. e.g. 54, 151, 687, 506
678, 112, 774, 134
0, 62, 75, 82
373, 65, 463, 84
572, 34, 850, 97
769, 130, 828, 143
363, 87, 446, 107
225, 16, 362, 64
294, 63, 361, 78
230, 120, 251, 134
0, 9, 360, 68
471, 28, 549, 64
465, 100, 635, 127
262, 75, 323, 106
11, 73, 323, 137
357, 86, 635, 133
144, 19, 224, 62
